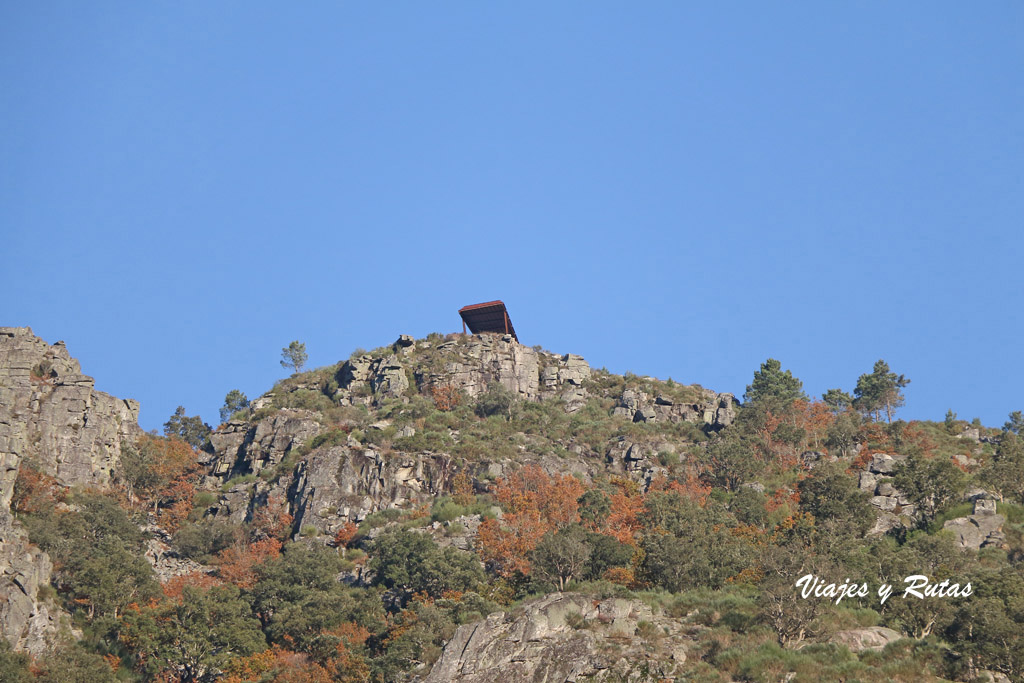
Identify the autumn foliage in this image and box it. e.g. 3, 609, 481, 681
120, 434, 203, 532
222, 623, 371, 683
475, 464, 584, 576
161, 571, 222, 600
430, 383, 462, 411
12, 462, 65, 513
332, 521, 359, 549
217, 538, 283, 590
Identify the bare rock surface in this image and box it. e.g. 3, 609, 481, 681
421, 592, 692, 683
943, 498, 1006, 550
0, 327, 141, 653
830, 626, 903, 652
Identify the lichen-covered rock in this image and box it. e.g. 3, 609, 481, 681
943, 504, 1006, 550
370, 355, 409, 398
0, 327, 140, 653
288, 446, 454, 538
0, 513, 61, 655
0, 327, 141, 496
612, 387, 737, 430
208, 409, 321, 479
868, 453, 906, 475
144, 537, 209, 583
422, 593, 692, 683
831, 626, 903, 652
424, 335, 544, 400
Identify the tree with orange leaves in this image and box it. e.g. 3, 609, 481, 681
119, 585, 265, 682
217, 538, 283, 590
161, 571, 222, 601
11, 460, 65, 513
251, 495, 295, 543
476, 511, 548, 577
791, 399, 835, 452
475, 465, 585, 577
451, 471, 475, 506
118, 434, 201, 530
604, 482, 646, 546
430, 383, 462, 411
493, 464, 585, 527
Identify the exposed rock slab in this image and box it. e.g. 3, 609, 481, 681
831, 626, 903, 652
943, 499, 1006, 550
422, 593, 691, 683
0, 327, 141, 653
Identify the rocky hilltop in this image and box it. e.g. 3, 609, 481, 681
0, 328, 735, 658
202, 332, 737, 543
0, 327, 1020, 682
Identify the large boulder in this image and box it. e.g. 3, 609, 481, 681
422, 593, 691, 683
831, 626, 903, 652
943, 505, 1006, 550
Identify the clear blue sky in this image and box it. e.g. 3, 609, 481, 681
3, 3, 1022, 431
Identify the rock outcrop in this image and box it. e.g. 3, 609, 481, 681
612, 387, 738, 430
0, 327, 141, 653
422, 593, 692, 683
204, 333, 740, 538
859, 453, 916, 535
943, 498, 1006, 550
288, 445, 454, 537
209, 409, 322, 479
0, 327, 140, 492
830, 626, 903, 652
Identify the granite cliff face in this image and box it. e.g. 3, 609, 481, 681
421, 592, 693, 683
0, 327, 141, 653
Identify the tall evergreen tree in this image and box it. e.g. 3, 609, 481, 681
743, 358, 806, 407
853, 360, 909, 422
280, 340, 308, 373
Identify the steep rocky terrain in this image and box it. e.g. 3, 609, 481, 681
0, 327, 140, 653
1, 327, 1021, 683
201, 332, 737, 542
421, 592, 692, 683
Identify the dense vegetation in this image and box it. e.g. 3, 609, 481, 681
5, 341, 1024, 682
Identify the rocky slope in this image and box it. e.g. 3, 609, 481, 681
202, 333, 738, 541
3, 326, 1006, 680
420, 592, 692, 683
0, 327, 141, 653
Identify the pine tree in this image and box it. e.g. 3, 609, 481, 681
280, 341, 308, 373
853, 360, 909, 423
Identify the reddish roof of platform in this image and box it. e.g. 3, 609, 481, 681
459, 300, 517, 341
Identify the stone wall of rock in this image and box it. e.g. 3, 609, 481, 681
0, 327, 141, 496
0, 327, 141, 653
421, 592, 692, 683
208, 409, 322, 480
612, 387, 738, 430
335, 334, 592, 407
0, 514, 62, 655
943, 498, 1006, 550
287, 444, 455, 539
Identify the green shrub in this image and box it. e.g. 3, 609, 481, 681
221, 473, 256, 492
431, 498, 467, 523
360, 508, 406, 531
308, 427, 349, 451
193, 491, 218, 508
